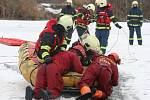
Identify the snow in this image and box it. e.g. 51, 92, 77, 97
0, 20, 150, 100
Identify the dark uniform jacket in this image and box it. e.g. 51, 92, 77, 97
127, 7, 143, 27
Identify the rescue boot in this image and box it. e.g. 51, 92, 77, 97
39, 89, 51, 100
25, 86, 34, 100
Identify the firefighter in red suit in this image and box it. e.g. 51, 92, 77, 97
73, 3, 95, 38
34, 51, 83, 99
78, 34, 120, 100
33, 35, 102, 99
35, 15, 74, 64
94, 0, 122, 54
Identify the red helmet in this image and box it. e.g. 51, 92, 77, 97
108, 53, 121, 64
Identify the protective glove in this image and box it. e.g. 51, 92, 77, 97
115, 23, 122, 29
44, 56, 52, 64
80, 86, 91, 95
93, 90, 103, 98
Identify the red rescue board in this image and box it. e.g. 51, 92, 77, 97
0, 37, 27, 46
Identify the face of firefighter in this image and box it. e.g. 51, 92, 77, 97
66, 0, 72, 6
86, 3, 95, 12
95, 0, 107, 8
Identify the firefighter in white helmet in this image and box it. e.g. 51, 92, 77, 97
127, 0, 143, 45
59, 0, 76, 45
80, 34, 102, 55
73, 3, 95, 38
79, 33, 120, 99
94, 0, 122, 54
35, 15, 74, 64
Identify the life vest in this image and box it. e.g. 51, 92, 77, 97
75, 7, 91, 26
35, 19, 64, 54
96, 3, 112, 25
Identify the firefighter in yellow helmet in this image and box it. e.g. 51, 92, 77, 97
60, 0, 76, 45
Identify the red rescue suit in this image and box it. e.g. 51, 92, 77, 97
75, 7, 93, 26
34, 51, 83, 99
79, 55, 119, 99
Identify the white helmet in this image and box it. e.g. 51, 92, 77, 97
95, 0, 107, 7
132, 1, 138, 7
86, 3, 96, 12
66, 0, 72, 4
58, 15, 74, 31
80, 34, 102, 54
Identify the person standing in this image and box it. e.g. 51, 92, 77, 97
95, 0, 122, 54
73, 3, 95, 38
60, 0, 76, 44
127, 0, 143, 45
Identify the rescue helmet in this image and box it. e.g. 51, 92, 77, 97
58, 15, 74, 32
108, 53, 121, 64
80, 34, 102, 54
132, 1, 138, 7
66, 0, 72, 4
86, 3, 96, 12
95, 0, 107, 7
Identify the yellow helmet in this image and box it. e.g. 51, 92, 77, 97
132, 1, 138, 7
86, 3, 96, 12
80, 34, 102, 54
95, 0, 107, 7
58, 15, 74, 32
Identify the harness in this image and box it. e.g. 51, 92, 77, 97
96, 8, 111, 25
75, 7, 92, 26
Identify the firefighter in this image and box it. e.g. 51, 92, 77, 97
35, 15, 74, 64
77, 34, 120, 99
25, 35, 101, 100
127, 1, 143, 45
73, 3, 95, 38
95, 0, 122, 54
60, 0, 76, 44
79, 50, 120, 99
60, 0, 76, 16
33, 51, 83, 99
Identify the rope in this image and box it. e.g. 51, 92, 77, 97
120, 28, 139, 63
106, 29, 120, 55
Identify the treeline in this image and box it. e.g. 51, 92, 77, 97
0, 0, 149, 21
0, 0, 50, 20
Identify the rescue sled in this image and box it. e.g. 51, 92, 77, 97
18, 42, 83, 87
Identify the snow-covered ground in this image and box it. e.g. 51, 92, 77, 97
0, 20, 150, 100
